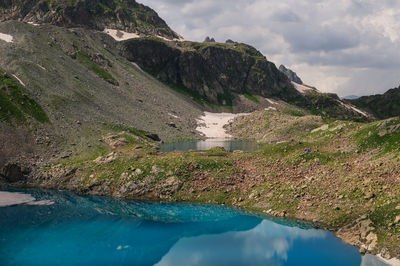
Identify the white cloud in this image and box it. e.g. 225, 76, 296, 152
139, 0, 400, 96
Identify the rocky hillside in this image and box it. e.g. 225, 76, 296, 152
279, 65, 303, 84
0, 20, 201, 172
0, 0, 179, 39
121, 38, 303, 107
120, 37, 373, 121
349, 86, 400, 119
0, 0, 374, 172
0, 0, 371, 121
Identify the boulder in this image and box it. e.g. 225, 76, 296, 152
1, 163, 29, 183
145, 133, 161, 142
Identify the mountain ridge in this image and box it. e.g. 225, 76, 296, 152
349, 86, 400, 119
279, 64, 303, 85
0, 0, 179, 39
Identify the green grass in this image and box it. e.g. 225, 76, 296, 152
355, 117, 400, 153
0, 72, 49, 123
77, 52, 116, 82
243, 92, 259, 103
282, 107, 305, 117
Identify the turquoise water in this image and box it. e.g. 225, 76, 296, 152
0, 190, 387, 266
160, 139, 261, 152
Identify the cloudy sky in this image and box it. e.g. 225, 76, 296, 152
139, 0, 400, 97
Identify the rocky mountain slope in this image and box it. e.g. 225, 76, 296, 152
0, 20, 201, 171
0, 0, 179, 39
121, 38, 303, 107
349, 86, 400, 119
0, 0, 375, 171
0, 0, 372, 121
279, 65, 303, 84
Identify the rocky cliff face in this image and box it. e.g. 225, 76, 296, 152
0, 0, 179, 39
121, 39, 302, 106
279, 65, 303, 85
349, 86, 400, 119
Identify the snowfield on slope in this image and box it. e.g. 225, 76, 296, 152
196, 112, 249, 139
104, 28, 186, 42
0, 33, 13, 43
104, 29, 140, 41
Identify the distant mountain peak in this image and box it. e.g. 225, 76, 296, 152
203, 36, 216, 43
279, 65, 303, 85
342, 95, 360, 100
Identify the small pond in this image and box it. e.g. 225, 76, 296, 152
160, 139, 261, 152
0, 189, 388, 266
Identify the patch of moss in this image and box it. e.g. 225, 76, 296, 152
0, 72, 49, 123
77, 52, 116, 82
243, 92, 259, 103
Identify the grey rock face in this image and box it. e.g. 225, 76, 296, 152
279, 65, 303, 85
121, 39, 302, 106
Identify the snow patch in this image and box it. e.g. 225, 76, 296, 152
349, 105, 369, 117
132, 62, 144, 73
338, 101, 369, 117
156, 35, 186, 42
27, 22, 40, 26
12, 74, 25, 87
265, 107, 277, 111
292, 82, 313, 94
104, 28, 186, 42
196, 112, 249, 139
104, 29, 140, 41
265, 98, 278, 105
0, 33, 13, 43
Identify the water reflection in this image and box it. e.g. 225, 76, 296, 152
156, 220, 354, 266
0, 190, 387, 266
160, 139, 261, 152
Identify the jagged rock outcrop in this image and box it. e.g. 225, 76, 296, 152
203, 36, 216, 43
349, 86, 400, 119
0, 0, 179, 39
279, 65, 303, 85
121, 38, 302, 105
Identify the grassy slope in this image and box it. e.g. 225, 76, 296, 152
0, 21, 204, 166
0, 71, 49, 124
